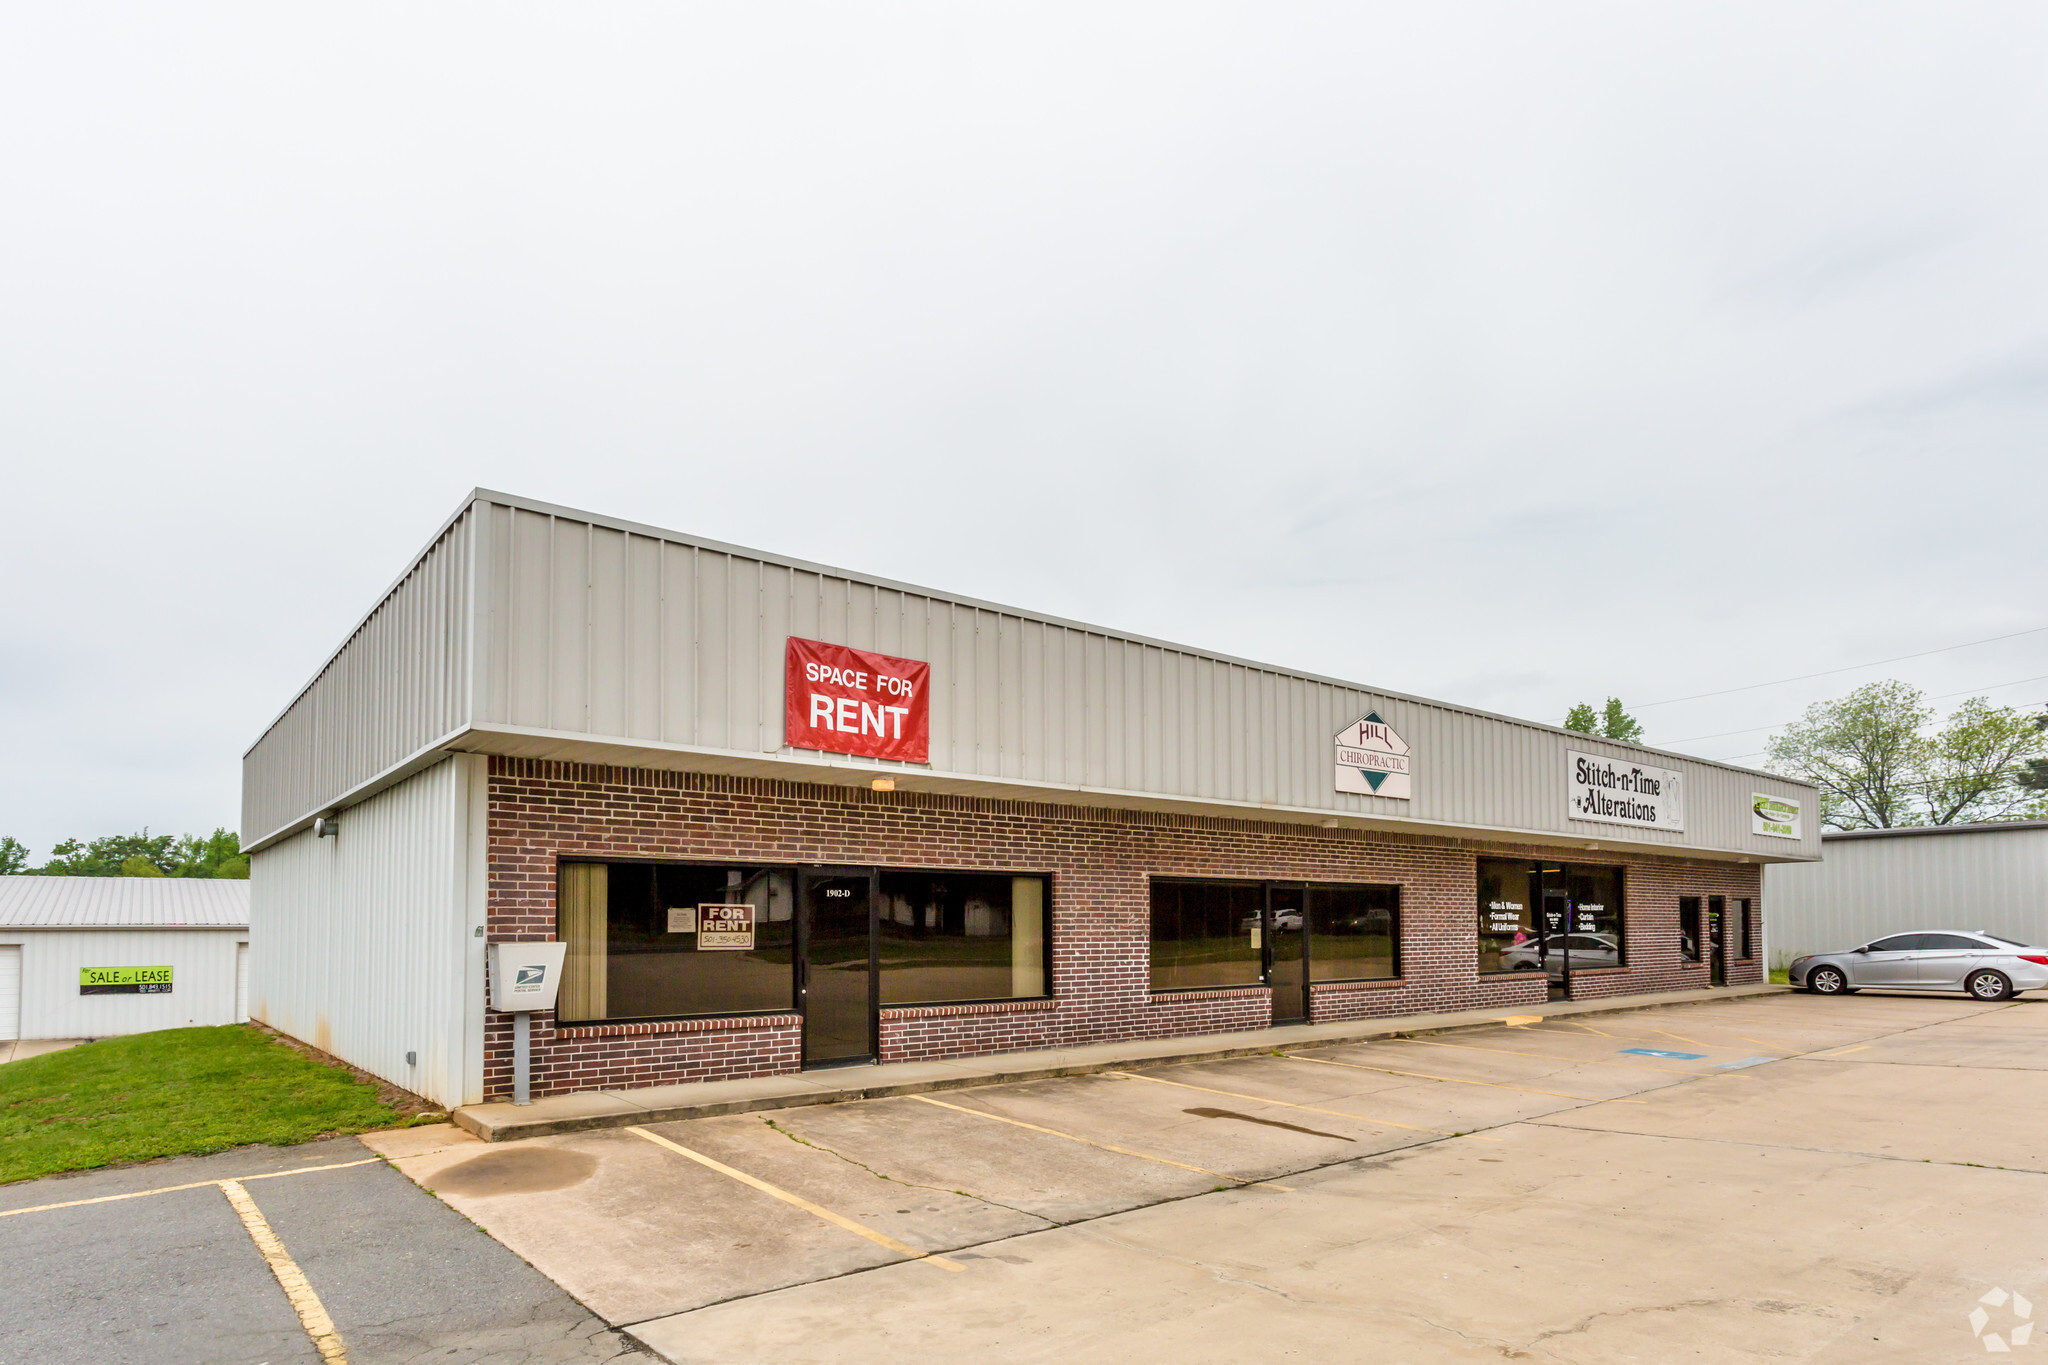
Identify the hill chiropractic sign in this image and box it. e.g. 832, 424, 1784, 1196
1566, 750, 1685, 833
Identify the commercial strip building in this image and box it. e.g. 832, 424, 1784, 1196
1765, 820, 2048, 965
0, 877, 250, 1042
242, 490, 1819, 1109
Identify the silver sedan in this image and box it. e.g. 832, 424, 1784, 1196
1789, 931, 2048, 1001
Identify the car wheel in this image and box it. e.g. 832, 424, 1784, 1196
1808, 965, 1848, 996
1966, 970, 2013, 1002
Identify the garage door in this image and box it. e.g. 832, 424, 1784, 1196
236, 943, 248, 1022
0, 945, 19, 1041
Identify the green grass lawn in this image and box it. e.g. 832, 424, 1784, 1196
0, 1024, 434, 1185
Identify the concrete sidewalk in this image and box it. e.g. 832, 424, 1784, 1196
454, 982, 1786, 1142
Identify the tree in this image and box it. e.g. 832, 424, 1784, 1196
1922, 699, 2048, 825
1767, 682, 2048, 829
27, 827, 248, 877
1564, 698, 1645, 744
0, 837, 29, 876
37, 831, 179, 876
169, 828, 248, 879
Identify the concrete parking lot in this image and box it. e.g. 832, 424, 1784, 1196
363, 992, 2047, 1363
5, 992, 2041, 1363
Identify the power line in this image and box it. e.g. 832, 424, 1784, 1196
1634, 625, 2048, 710
1665, 674, 2048, 746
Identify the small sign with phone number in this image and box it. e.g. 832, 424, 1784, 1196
80, 966, 173, 995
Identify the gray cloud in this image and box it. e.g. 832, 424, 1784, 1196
2, 2, 2045, 854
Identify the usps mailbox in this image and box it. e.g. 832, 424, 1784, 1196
487, 941, 567, 1011
487, 941, 567, 1106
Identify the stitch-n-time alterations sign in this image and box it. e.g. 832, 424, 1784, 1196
1335, 712, 1412, 799
1567, 750, 1686, 833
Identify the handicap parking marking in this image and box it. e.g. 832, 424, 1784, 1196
625, 1125, 965, 1271
1617, 1048, 1707, 1061
1716, 1056, 1779, 1070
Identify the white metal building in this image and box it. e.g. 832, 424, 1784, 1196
1763, 820, 2048, 965
0, 878, 250, 1041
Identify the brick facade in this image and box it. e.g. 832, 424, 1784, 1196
484, 758, 1764, 1100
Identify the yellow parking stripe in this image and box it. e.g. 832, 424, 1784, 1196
0, 1158, 385, 1220
220, 1179, 349, 1364
1812, 1044, 1872, 1058
1109, 1071, 1501, 1140
909, 1094, 1293, 1192
1653, 1028, 1714, 1049
1280, 1053, 1644, 1103
1550, 1021, 1616, 1039
626, 1126, 963, 1271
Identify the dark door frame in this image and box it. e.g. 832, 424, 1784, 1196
1263, 881, 1311, 1025
1707, 895, 1727, 988
1540, 872, 1572, 1001
795, 864, 881, 1068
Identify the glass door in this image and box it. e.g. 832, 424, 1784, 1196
1707, 895, 1726, 987
799, 868, 876, 1067
1540, 873, 1571, 1001
1267, 885, 1307, 1025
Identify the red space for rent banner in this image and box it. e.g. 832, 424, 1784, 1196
784, 636, 931, 764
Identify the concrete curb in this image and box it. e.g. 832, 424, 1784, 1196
453, 982, 1789, 1141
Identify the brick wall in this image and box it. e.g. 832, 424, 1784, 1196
484, 758, 1764, 1098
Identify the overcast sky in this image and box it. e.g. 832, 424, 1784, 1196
4, 4, 2045, 856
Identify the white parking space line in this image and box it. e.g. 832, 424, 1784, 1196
220, 1178, 350, 1364
625, 1125, 964, 1272
908, 1093, 1295, 1192
1280, 1052, 1646, 1103
1108, 1071, 1503, 1140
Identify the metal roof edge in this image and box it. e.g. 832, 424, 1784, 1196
444, 489, 1815, 793
439, 721, 1822, 864
1820, 819, 2048, 842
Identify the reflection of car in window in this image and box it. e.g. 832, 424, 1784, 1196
1238, 910, 1302, 932
1498, 933, 1620, 972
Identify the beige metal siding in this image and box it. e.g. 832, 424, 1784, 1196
1765, 825, 2048, 963
246, 756, 480, 1107
246, 490, 1817, 862
242, 507, 475, 846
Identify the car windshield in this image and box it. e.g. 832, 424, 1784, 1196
1978, 932, 2031, 947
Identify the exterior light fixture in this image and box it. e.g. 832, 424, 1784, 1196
870, 778, 896, 792
314, 816, 339, 838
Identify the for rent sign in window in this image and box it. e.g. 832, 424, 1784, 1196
784, 636, 931, 764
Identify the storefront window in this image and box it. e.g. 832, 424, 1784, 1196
1679, 897, 1702, 963
878, 871, 1049, 1005
1477, 858, 1538, 975
1567, 865, 1624, 967
1309, 884, 1399, 980
557, 861, 796, 1023
1477, 859, 1625, 975
1738, 898, 1754, 960
1150, 879, 1264, 991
